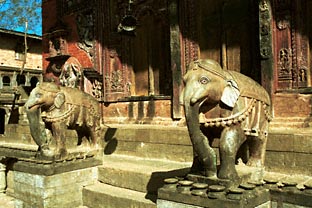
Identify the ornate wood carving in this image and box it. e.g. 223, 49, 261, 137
272, 0, 309, 90
180, 0, 199, 68
101, 0, 171, 102
169, 0, 183, 118
61, 0, 95, 14
259, 0, 272, 60
76, 10, 95, 61
259, 0, 274, 95
59, 0, 96, 66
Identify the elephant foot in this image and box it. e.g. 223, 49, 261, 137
55, 148, 68, 160
203, 169, 217, 178
218, 167, 239, 181
247, 158, 262, 167
190, 157, 203, 174
35, 147, 55, 160
190, 157, 217, 178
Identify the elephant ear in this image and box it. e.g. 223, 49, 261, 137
221, 80, 240, 108
54, 92, 65, 109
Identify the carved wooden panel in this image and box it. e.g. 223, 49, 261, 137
272, 0, 310, 90
101, 0, 171, 102
259, 0, 274, 95
195, 0, 259, 81
180, 0, 199, 69
61, 0, 95, 15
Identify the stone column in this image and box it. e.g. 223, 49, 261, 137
0, 160, 6, 193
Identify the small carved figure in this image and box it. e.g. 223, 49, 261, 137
45, 56, 82, 89
59, 59, 82, 88
24, 82, 101, 160
180, 59, 271, 181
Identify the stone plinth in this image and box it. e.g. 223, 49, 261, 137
157, 184, 270, 208
10, 157, 101, 208
157, 165, 269, 208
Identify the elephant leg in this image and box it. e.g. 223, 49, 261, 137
247, 134, 268, 167
190, 147, 203, 174
218, 126, 246, 180
51, 122, 67, 159
247, 118, 269, 167
89, 128, 99, 148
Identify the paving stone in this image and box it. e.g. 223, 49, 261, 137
83, 182, 156, 208
99, 154, 190, 194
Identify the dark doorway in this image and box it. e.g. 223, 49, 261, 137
0, 109, 5, 134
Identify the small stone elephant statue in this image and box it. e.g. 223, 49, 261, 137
180, 59, 272, 181
24, 82, 102, 160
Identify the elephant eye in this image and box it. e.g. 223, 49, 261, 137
199, 76, 210, 85
35, 93, 42, 98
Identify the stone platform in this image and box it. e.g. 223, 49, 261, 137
8, 157, 101, 208
157, 182, 270, 208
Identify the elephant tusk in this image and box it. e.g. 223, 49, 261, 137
190, 97, 207, 107
199, 97, 208, 108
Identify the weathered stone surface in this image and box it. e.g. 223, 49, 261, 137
83, 182, 156, 208
273, 94, 311, 118
104, 125, 191, 145
264, 129, 312, 175
103, 125, 193, 162
12, 166, 97, 208
98, 154, 190, 194
270, 188, 312, 207
266, 132, 294, 152
293, 133, 312, 153
157, 199, 202, 208
113, 141, 193, 162
103, 100, 172, 125
0, 193, 14, 208
11, 157, 101, 176
158, 185, 270, 208
102, 125, 312, 176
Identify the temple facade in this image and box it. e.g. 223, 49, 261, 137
42, 0, 312, 128
0, 0, 303, 207
41, 0, 312, 173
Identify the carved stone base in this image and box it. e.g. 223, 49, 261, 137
187, 164, 265, 188
157, 164, 268, 208
10, 158, 100, 207
157, 185, 270, 208
11, 156, 102, 176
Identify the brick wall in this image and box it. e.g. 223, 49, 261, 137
0, 33, 42, 71
42, 0, 93, 71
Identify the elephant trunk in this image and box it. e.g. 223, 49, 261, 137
184, 96, 217, 178
24, 106, 49, 151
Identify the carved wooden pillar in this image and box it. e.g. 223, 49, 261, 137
259, 0, 274, 96
169, 0, 183, 119
272, 0, 310, 90
180, 0, 199, 68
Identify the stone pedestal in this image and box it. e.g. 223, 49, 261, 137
0, 161, 6, 193
10, 157, 101, 208
157, 166, 270, 208
157, 184, 270, 208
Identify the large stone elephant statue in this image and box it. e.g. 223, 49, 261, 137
180, 59, 271, 181
24, 82, 102, 160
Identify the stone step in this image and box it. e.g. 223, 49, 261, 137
103, 124, 193, 162
82, 182, 156, 208
99, 154, 191, 194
